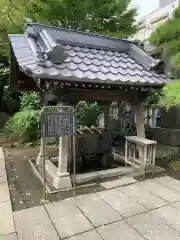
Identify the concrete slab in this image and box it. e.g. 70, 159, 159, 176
155, 176, 180, 193
45, 199, 94, 239
67, 230, 102, 240
153, 205, 180, 233
100, 176, 137, 189
172, 201, 180, 210
97, 167, 133, 179
0, 183, 10, 203
99, 189, 146, 218
119, 184, 168, 210
14, 206, 59, 240
127, 210, 180, 240
73, 193, 122, 227
0, 201, 15, 235
0, 233, 17, 240
0, 160, 7, 184
0, 147, 4, 160
75, 172, 99, 184
75, 168, 133, 185
137, 180, 180, 203
97, 221, 145, 240
0, 157, 5, 168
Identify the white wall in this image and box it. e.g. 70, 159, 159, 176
131, 0, 159, 20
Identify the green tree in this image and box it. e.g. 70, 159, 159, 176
149, 6, 180, 108
0, 0, 137, 62
159, 81, 180, 109
0, 0, 29, 63
149, 6, 180, 73
28, 0, 137, 38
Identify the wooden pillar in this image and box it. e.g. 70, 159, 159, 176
134, 101, 145, 162
134, 102, 145, 138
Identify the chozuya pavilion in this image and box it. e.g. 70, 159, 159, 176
9, 21, 169, 190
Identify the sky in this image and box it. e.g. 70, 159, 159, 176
131, 0, 159, 18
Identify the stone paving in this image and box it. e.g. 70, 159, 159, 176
13, 176, 180, 240
2, 143, 180, 239
0, 148, 16, 240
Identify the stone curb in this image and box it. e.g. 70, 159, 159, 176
0, 147, 17, 239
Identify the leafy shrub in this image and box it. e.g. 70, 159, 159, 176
159, 80, 180, 109
20, 92, 41, 110
5, 109, 40, 141
76, 101, 103, 127
5, 91, 41, 141
2, 89, 21, 113
0, 67, 9, 89
173, 6, 180, 20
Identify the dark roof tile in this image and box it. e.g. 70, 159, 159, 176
9, 24, 171, 87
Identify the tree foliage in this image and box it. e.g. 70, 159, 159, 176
159, 81, 180, 109
5, 92, 41, 141
0, 0, 137, 63
0, 0, 28, 64
20, 92, 41, 111
149, 6, 180, 71
5, 109, 40, 141
76, 101, 103, 127
28, 0, 137, 38
149, 6, 180, 108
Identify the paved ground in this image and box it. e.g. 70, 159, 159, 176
2, 145, 180, 239
9, 176, 180, 239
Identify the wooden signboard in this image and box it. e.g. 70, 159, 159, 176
41, 112, 76, 138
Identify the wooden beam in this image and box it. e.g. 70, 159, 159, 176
55, 89, 139, 102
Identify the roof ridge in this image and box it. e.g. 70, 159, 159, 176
25, 21, 136, 44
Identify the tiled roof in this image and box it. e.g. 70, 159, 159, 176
9, 22, 170, 87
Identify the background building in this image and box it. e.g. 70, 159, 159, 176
131, 0, 180, 55
159, 0, 177, 8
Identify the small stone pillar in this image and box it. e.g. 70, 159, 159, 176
53, 101, 72, 189
36, 138, 49, 166
36, 92, 57, 166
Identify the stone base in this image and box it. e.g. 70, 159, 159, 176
160, 107, 180, 129
36, 153, 49, 166
53, 174, 72, 190
154, 143, 180, 167
148, 127, 180, 147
